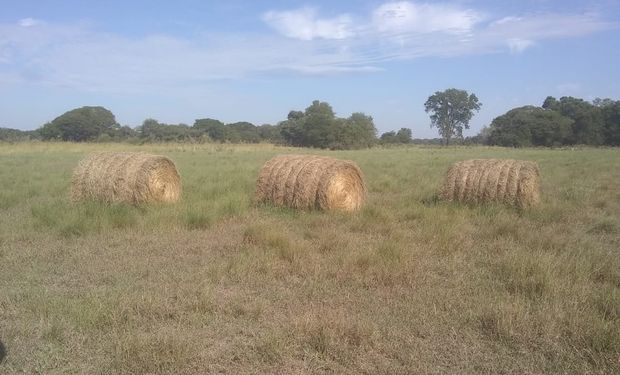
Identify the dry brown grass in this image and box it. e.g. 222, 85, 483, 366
1, 143, 619, 374
255, 154, 366, 212
71, 152, 181, 204
440, 158, 541, 208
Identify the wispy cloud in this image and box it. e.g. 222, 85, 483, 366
262, 7, 354, 40
371, 1, 483, 35
0, 1, 615, 93
260, 2, 613, 63
507, 38, 534, 53
484, 12, 613, 40
18, 18, 44, 27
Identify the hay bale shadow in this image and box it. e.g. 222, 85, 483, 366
421, 194, 440, 206
0, 339, 6, 363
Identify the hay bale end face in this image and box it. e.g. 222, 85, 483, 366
440, 159, 541, 208
255, 155, 366, 212
71, 152, 181, 204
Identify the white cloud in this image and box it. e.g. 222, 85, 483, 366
507, 38, 534, 53
292, 65, 384, 75
18, 18, 43, 27
483, 12, 613, 53
0, 3, 614, 93
491, 16, 522, 26
372, 1, 483, 34
262, 7, 354, 40
486, 12, 613, 39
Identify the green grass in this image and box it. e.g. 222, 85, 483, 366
0, 142, 619, 374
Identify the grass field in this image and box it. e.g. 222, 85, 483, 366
0, 142, 619, 374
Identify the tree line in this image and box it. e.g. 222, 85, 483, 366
2, 90, 618, 148
483, 96, 620, 147
0, 100, 413, 148
31, 106, 286, 144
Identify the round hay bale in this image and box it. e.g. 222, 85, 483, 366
71, 152, 181, 204
255, 155, 366, 212
440, 159, 541, 208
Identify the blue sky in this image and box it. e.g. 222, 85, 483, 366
1, 0, 619, 137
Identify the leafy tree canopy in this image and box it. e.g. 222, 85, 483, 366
226, 122, 260, 143
193, 118, 226, 141
548, 96, 606, 145
487, 106, 573, 147
0, 127, 40, 142
280, 100, 377, 149
257, 124, 283, 143
380, 128, 412, 144
599, 99, 620, 146
140, 119, 199, 142
39, 106, 118, 141
424, 88, 481, 145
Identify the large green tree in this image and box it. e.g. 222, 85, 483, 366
280, 100, 377, 149
553, 96, 605, 145
380, 128, 412, 144
140, 119, 197, 142
396, 128, 412, 143
380, 131, 397, 144
424, 88, 481, 145
486, 106, 573, 147
542, 96, 560, 111
257, 124, 283, 143
333, 113, 377, 149
39, 106, 119, 141
193, 118, 226, 142
280, 110, 306, 146
226, 122, 260, 143
302, 100, 337, 149
598, 99, 620, 146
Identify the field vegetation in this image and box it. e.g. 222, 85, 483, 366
0, 142, 619, 374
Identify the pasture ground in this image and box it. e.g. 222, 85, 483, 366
0, 143, 619, 374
